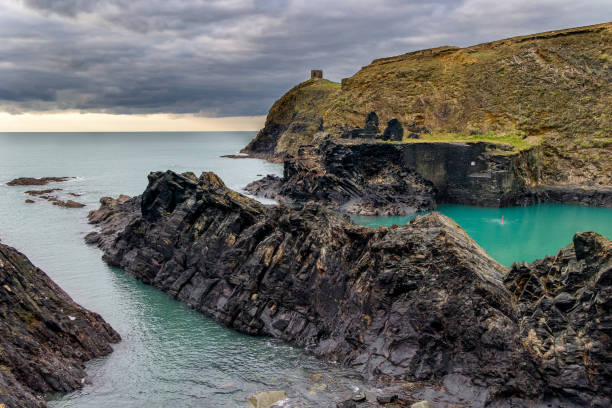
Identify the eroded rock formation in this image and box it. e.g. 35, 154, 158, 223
87, 170, 611, 406
505, 232, 612, 406
246, 139, 437, 216
0, 243, 120, 407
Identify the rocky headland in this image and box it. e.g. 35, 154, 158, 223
0, 242, 120, 407
241, 22, 611, 214
87, 170, 611, 407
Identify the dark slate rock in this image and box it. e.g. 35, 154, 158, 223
505, 231, 612, 406
86, 170, 612, 406
0, 243, 120, 407
365, 112, 379, 133
381, 119, 403, 141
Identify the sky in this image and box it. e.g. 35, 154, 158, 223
0, 0, 610, 131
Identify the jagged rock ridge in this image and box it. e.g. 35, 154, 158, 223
87, 170, 611, 407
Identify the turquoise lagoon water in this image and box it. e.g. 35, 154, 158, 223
351, 203, 612, 267
0, 132, 610, 406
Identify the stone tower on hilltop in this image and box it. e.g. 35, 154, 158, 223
310, 69, 323, 79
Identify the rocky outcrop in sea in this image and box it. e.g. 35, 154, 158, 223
0, 242, 120, 407
87, 170, 611, 407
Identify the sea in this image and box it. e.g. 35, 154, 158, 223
0, 132, 610, 407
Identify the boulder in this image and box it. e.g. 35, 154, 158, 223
381, 118, 403, 141
411, 401, 433, 408
364, 111, 379, 132
52, 199, 86, 208
248, 390, 288, 408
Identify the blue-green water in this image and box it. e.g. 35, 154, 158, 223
0, 132, 365, 407
0, 132, 610, 407
351, 203, 612, 267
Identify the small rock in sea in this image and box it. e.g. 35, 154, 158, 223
248, 390, 287, 408
68, 192, 82, 197
351, 390, 366, 402
24, 199, 34, 204
25, 188, 62, 196
7, 176, 73, 186
411, 401, 433, 408
52, 199, 86, 208
221, 154, 251, 159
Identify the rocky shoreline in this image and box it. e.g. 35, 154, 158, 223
86, 170, 611, 407
0, 242, 120, 407
244, 137, 611, 215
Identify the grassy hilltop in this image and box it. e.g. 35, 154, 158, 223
244, 22, 611, 185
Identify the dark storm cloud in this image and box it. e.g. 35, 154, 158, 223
1, 0, 609, 116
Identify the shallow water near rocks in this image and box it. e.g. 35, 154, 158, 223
0, 132, 610, 407
0, 132, 366, 407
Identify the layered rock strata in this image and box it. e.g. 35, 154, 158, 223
0, 243, 120, 407
87, 170, 611, 407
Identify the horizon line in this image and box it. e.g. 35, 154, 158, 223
0, 112, 266, 132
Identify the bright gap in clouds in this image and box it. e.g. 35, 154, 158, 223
0, 112, 266, 132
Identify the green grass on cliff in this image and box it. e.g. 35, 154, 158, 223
395, 130, 539, 152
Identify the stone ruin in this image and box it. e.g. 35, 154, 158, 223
310, 69, 323, 79
341, 112, 406, 141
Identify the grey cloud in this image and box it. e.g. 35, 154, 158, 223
0, 0, 609, 116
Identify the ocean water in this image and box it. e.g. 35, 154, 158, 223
0, 132, 365, 407
0, 132, 610, 407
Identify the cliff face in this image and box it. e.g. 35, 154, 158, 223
0, 243, 120, 407
246, 138, 610, 215
246, 140, 438, 215
244, 22, 611, 186
242, 79, 341, 159
87, 170, 611, 407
